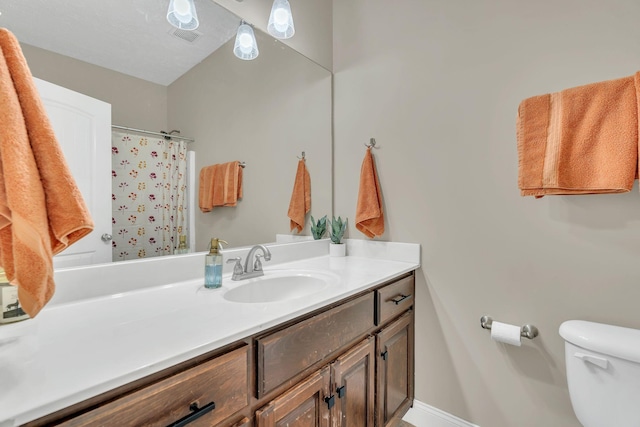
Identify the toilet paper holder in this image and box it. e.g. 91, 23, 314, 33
480, 315, 539, 340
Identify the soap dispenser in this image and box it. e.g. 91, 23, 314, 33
205, 238, 227, 289
175, 235, 188, 254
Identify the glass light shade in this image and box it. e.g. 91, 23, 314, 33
267, 0, 295, 39
167, 0, 199, 30
233, 23, 259, 60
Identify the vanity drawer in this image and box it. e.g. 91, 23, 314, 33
256, 292, 374, 397
376, 274, 414, 326
59, 345, 249, 427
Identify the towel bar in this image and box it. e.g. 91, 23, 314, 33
480, 315, 539, 340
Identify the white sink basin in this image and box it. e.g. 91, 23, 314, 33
223, 270, 336, 303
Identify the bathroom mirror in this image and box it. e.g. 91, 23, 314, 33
2, 0, 332, 263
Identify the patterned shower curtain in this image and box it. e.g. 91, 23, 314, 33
111, 131, 188, 261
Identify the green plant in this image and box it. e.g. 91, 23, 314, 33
310, 215, 327, 240
329, 216, 348, 244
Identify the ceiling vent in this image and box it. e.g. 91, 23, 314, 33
170, 28, 202, 43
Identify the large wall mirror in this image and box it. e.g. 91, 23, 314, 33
2, 0, 332, 266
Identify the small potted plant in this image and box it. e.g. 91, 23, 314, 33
310, 215, 327, 240
329, 216, 347, 257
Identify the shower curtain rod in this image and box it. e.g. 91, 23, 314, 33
112, 125, 195, 143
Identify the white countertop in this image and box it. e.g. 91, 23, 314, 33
0, 239, 420, 426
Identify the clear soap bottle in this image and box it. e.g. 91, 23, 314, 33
175, 235, 188, 254
205, 238, 227, 289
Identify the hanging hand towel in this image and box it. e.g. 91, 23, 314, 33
517, 73, 639, 197
0, 28, 94, 317
288, 159, 311, 233
356, 147, 385, 238
198, 161, 243, 212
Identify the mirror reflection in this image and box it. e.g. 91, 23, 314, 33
2, 0, 332, 266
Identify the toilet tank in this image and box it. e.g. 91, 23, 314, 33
559, 320, 640, 427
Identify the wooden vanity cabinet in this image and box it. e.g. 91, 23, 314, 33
25, 272, 415, 427
255, 272, 415, 427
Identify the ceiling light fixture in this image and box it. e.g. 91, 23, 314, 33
233, 22, 259, 60
167, 0, 199, 31
267, 0, 295, 39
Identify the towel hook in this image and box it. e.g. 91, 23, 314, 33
364, 138, 379, 149
297, 151, 306, 160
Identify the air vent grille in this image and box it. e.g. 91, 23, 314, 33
170, 28, 201, 43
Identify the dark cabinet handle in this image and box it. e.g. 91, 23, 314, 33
381, 350, 388, 361
324, 395, 335, 409
389, 294, 411, 305
337, 385, 346, 398
165, 402, 215, 427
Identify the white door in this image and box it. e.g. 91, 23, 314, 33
34, 78, 112, 268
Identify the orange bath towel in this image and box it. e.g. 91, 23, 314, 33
356, 148, 384, 238
517, 73, 639, 197
288, 160, 311, 233
0, 28, 94, 317
198, 161, 243, 212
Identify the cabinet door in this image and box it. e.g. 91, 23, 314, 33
332, 338, 375, 427
256, 366, 331, 427
376, 312, 414, 427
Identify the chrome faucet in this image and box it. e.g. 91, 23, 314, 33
228, 245, 272, 281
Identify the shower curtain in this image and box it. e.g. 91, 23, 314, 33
111, 131, 188, 261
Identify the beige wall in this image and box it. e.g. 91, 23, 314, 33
168, 31, 332, 250
333, 0, 640, 426
20, 43, 168, 131
214, 0, 332, 71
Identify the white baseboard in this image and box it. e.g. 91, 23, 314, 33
403, 400, 480, 427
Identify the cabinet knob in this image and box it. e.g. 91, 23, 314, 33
324, 395, 335, 409
101, 233, 113, 242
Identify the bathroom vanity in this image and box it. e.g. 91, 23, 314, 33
0, 239, 419, 427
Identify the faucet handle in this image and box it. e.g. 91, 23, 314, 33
226, 257, 244, 279
254, 254, 264, 272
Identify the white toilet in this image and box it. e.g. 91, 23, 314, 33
559, 320, 640, 427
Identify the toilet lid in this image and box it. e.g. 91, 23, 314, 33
560, 320, 640, 364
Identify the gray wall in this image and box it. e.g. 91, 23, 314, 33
21, 44, 167, 131
168, 34, 332, 250
332, 0, 640, 426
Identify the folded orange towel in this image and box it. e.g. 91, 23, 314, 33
517, 73, 639, 197
356, 147, 384, 238
198, 165, 215, 212
288, 160, 311, 233
0, 28, 94, 317
198, 161, 243, 212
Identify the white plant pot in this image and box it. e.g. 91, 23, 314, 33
329, 243, 346, 257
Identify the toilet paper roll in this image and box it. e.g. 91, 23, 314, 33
491, 321, 522, 346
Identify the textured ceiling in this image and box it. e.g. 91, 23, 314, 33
0, 0, 241, 86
